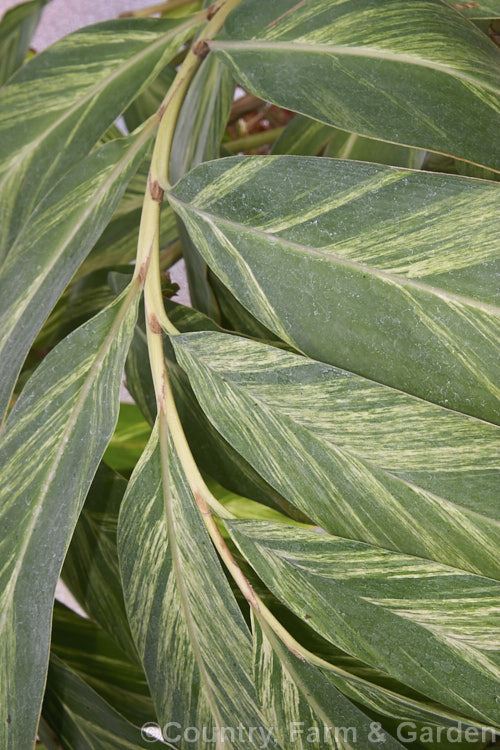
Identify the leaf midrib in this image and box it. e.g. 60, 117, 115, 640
0, 128, 151, 356
211, 39, 500, 96
0, 283, 138, 638
168, 194, 500, 314
0, 15, 198, 194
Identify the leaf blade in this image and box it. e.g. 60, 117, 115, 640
0, 285, 139, 750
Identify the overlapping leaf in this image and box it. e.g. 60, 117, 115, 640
172, 331, 499, 579
253, 616, 407, 750
0, 131, 147, 421
125, 299, 304, 518
61, 464, 138, 660
170, 53, 234, 317
43, 655, 151, 750
0, 285, 139, 750
0, 14, 199, 260
212, 0, 500, 171
118, 425, 265, 748
50, 603, 153, 727
229, 521, 500, 727
169, 156, 500, 422
0, 0, 48, 85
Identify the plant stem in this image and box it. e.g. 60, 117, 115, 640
120, 0, 200, 18
225, 126, 285, 153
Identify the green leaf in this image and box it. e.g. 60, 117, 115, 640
172, 331, 499, 579
123, 63, 176, 132
212, 0, 500, 171
0, 15, 199, 261
170, 54, 235, 318
0, 131, 148, 422
50, 602, 153, 727
42, 655, 152, 750
117, 425, 264, 745
252, 615, 405, 750
104, 404, 152, 474
168, 156, 500, 423
272, 114, 333, 156
0, 0, 48, 86
126, 299, 308, 519
0, 285, 139, 750
61, 464, 138, 660
228, 520, 500, 727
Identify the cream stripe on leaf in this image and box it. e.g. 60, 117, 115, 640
0, 0, 47, 86
169, 53, 235, 319
253, 615, 406, 750
211, 0, 500, 171
168, 155, 500, 423
172, 331, 499, 580
117, 425, 265, 749
0, 286, 139, 750
229, 521, 500, 727
0, 131, 149, 422
43, 655, 152, 749
61, 465, 139, 662
125, 298, 301, 518
50, 602, 154, 729
0, 15, 198, 262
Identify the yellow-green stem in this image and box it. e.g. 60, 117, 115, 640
121, 0, 200, 17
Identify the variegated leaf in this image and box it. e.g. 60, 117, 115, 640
168, 156, 500, 423
0, 0, 48, 86
117, 425, 265, 749
211, 0, 500, 171
170, 53, 235, 318
0, 15, 199, 261
42, 655, 151, 750
50, 602, 153, 727
273, 114, 425, 168
172, 331, 499, 579
228, 520, 500, 727
125, 299, 303, 518
61, 464, 138, 661
0, 285, 139, 750
0, 131, 149, 422
253, 615, 405, 750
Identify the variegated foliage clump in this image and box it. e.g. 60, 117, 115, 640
0, 1, 499, 749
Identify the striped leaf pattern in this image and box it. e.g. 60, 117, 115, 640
50, 603, 153, 727
272, 114, 426, 168
0, 0, 47, 86
0, 285, 139, 750
61, 464, 138, 661
229, 521, 500, 727
0, 15, 198, 261
212, 0, 500, 170
172, 331, 499, 579
43, 655, 151, 750
0, 130, 149, 422
168, 156, 500, 422
125, 300, 301, 517
253, 616, 405, 750
117, 425, 264, 748
170, 53, 235, 318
